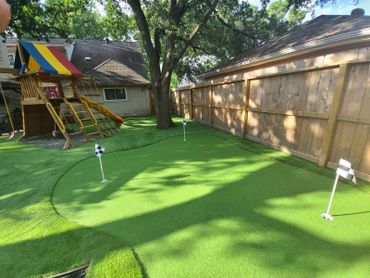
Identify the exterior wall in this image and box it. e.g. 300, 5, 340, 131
172, 45, 370, 181
80, 85, 151, 116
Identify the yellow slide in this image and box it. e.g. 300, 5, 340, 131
80, 96, 124, 125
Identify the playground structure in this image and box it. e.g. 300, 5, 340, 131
9, 40, 123, 148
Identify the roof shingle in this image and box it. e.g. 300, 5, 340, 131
87, 59, 150, 86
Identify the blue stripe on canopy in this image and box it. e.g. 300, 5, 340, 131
20, 40, 58, 75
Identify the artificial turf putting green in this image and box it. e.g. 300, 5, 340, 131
53, 134, 370, 277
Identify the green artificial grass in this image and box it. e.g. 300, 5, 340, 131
53, 132, 370, 277
1, 116, 369, 277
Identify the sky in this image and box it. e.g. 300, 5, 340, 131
245, 0, 370, 20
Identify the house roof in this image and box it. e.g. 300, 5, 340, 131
87, 58, 150, 86
5, 38, 149, 85
202, 15, 370, 78
69, 39, 147, 79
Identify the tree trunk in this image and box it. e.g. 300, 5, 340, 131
154, 76, 173, 129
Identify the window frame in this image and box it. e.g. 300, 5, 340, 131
103, 88, 128, 102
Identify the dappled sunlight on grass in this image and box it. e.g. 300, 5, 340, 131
53, 133, 370, 277
1, 116, 369, 277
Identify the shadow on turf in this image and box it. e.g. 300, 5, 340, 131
51, 135, 370, 277
2, 119, 370, 277
333, 210, 370, 217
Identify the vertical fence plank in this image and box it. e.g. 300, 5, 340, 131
242, 79, 251, 138
319, 63, 350, 166
190, 88, 194, 119
179, 90, 183, 116
209, 83, 213, 126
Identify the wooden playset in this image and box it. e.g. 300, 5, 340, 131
6, 39, 124, 149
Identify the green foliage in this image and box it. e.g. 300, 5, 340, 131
5, 0, 45, 38
175, 0, 310, 81
102, 0, 130, 40
4, 0, 131, 40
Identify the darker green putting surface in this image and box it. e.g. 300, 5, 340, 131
53, 134, 370, 277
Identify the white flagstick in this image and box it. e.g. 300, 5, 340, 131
321, 174, 339, 221
183, 119, 187, 141
95, 144, 108, 184
98, 156, 108, 184
321, 158, 356, 221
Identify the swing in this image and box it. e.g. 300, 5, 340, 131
0, 81, 16, 140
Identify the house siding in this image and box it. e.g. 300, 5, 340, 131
94, 85, 150, 116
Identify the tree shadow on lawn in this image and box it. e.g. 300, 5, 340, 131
0, 224, 143, 277
52, 135, 370, 277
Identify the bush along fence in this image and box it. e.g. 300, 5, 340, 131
171, 60, 370, 181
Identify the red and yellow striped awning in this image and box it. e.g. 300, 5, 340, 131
15, 40, 82, 77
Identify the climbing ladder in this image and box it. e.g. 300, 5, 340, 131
80, 96, 122, 136
37, 86, 104, 148
63, 98, 104, 139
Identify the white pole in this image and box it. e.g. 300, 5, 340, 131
325, 174, 339, 215
183, 123, 186, 141
99, 156, 108, 183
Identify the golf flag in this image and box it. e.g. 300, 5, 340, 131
94, 144, 107, 183
336, 158, 356, 183
95, 143, 105, 158
321, 158, 356, 221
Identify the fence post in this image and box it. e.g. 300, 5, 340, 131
319, 63, 350, 167
179, 90, 183, 116
209, 82, 214, 126
242, 79, 251, 138
190, 88, 194, 119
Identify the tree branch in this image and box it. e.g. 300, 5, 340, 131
216, 14, 256, 40
170, 0, 220, 72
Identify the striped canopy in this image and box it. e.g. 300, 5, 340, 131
15, 40, 82, 76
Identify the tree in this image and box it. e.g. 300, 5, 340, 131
126, 0, 221, 128
175, 0, 309, 82
5, 0, 45, 38
103, 0, 130, 40
125, 0, 331, 129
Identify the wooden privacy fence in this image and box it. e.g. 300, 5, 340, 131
171, 60, 370, 181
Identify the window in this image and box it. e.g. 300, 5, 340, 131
8, 54, 15, 66
103, 88, 127, 101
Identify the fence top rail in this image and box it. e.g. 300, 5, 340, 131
175, 78, 245, 91
174, 59, 370, 93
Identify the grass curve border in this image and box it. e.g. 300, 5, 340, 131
48, 130, 369, 277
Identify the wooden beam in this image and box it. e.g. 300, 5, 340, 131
246, 134, 319, 163
177, 78, 244, 91
319, 63, 350, 167
242, 79, 251, 138
0, 68, 18, 74
248, 64, 340, 81
17, 43, 27, 73
337, 114, 370, 125
247, 107, 329, 120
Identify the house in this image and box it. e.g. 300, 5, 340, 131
172, 9, 370, 181
5, 38, 151, 116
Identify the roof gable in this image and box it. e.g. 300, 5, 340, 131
87, 59, 150, 86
